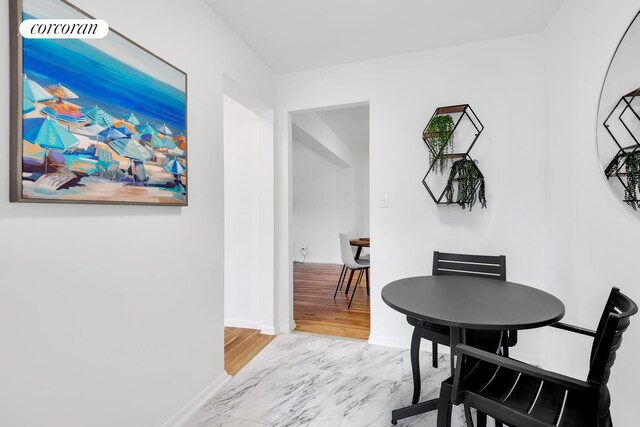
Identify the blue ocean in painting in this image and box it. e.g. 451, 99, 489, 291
22, 17, 186, 135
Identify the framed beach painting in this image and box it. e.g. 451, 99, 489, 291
9, 0, 188, 206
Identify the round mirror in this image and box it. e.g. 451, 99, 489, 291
597, 10, 640, 212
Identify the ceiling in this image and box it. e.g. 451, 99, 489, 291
206, 0, 564, 73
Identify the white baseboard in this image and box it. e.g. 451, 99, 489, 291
224, 318, 263, 330
277, 321, 297, 333
261, 325, 276, 335
162, 371, 231, 427
295, 259, 341, 265
367, 334, 411, 349
225, 318, 276, 335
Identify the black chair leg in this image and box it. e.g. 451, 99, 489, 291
477, 411, 487, 427
411, 327, 422, 404
365, 268, 370, 296
436, 378, 453, 427
502, 344, 509, 358
344, 269, 355, 294
334, 265, 346, 298
432, 341, 438, 368
338, 265, 346, 290
347, 270, 363, 309
495, 421, 503, 427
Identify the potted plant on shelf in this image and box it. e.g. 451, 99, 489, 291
424, 114, 455, 174
444, 158, 487, 210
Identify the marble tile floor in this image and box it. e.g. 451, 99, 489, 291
184, 333, 498, 427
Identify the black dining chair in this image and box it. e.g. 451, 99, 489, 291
448, 287, 637, 427
407, 251, 517, 405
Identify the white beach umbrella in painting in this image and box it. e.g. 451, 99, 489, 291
163, 158, 186, 175
83, 123, 105, 133
77, 123, 106, 141
22, 74, 54, 103
155, 123, 173, 135
45, 83, 79, 100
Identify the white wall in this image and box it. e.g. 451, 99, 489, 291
543, 0, 640, 424
0, 1, 276, 426
292, 141, 341, 263
223, 95, 267, 330
352, 149, 370, 237
277, 34, 548, 357
291, 139, 370, 263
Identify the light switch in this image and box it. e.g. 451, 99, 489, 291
379, 194, 388, 208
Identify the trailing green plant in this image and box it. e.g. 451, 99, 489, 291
444, 159, 486, 210
425, 114, 455, 174
624, 151, 640, 209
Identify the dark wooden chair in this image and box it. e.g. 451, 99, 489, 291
448, 287, 637, 427
407, 251, 516, 405
431, 252, 517, 363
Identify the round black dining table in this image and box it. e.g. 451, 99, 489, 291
382, 275, 565, 331
381, 275, 565, 425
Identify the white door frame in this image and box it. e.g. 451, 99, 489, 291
276, 101, 370, 334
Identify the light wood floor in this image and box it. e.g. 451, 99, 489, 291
224, 327, 275, 376
293, 262, 370, 340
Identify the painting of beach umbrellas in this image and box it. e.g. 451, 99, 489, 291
10, 0, 187, 206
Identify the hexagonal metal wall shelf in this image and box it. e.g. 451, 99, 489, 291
421, 104, 485, 205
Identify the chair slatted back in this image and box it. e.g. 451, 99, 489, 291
432, 251, 506, 281
588, 287, 638, 386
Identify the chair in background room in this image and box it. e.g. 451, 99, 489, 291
450, 287, 637, 427
334, 230, 367, 296
334, 233, 369, 309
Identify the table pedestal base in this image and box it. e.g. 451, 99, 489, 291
390, 376, 454, 426
391, 398, 438, 424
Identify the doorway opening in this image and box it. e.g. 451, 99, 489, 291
290, 103, 370, 340
222, 77, 275, 375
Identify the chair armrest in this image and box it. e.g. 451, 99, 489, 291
550, 322, 596, 337
452, 344, 598, 403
